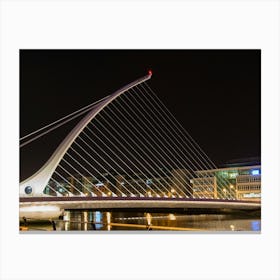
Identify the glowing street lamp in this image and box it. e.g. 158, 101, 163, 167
229, 184, 236, 199
146, 213, 152, 228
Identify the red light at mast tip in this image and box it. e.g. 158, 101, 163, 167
148, 70, 153, 76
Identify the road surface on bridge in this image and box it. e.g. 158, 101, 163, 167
20, 196, 261, 211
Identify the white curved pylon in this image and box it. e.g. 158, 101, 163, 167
20, 73, 152, 197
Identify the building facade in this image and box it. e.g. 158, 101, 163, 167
45, 163, 261, 201
191, 165, 261, 201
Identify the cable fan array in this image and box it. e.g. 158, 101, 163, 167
20, 81, 236, 200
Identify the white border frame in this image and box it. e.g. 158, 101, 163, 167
1, 1, 279, 279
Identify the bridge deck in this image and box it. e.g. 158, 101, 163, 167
20, 197, 261, 210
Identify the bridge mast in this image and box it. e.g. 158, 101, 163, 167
20, 72, 152, 197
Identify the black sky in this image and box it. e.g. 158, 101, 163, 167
20, 50, 261, 181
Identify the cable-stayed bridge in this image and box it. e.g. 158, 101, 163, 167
19, 71, 260, 219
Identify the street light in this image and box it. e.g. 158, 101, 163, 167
230, 184, 236, 199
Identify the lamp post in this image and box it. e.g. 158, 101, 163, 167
222, 188, 227, 198
170, 188, 175, 198
229, 184, 235, 199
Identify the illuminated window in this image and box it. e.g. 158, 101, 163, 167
146, 179, 153, 185
229, 172, 238, 179
219, 171, 228, 178
251, 169, 260, 175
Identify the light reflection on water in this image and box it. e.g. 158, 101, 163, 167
21, 210, 261, 232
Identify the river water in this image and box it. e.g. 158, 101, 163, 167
21, 210, 261, 232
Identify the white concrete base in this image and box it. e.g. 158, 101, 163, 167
19, 205, 63, 220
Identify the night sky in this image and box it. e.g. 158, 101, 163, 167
20, 50, 261, 181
